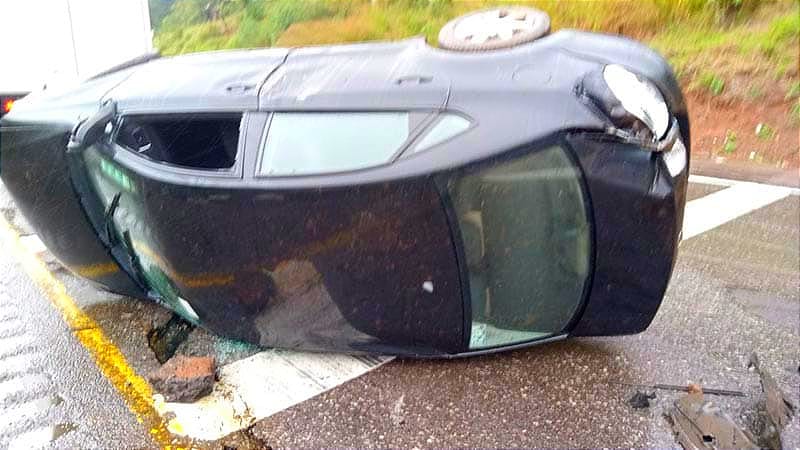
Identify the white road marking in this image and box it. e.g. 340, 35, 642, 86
689, 174, 800, 194
154, 350, 391, 440
682, 181, 794, 240
17, 235, 47, 255
0, 373, 49, 404
0, 395, 62, 428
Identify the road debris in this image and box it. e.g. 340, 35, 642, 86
629, 391, 657, 409
147, 355, 216, 403
611, 381, 746, 397
748, 353, 796, 449
656, 383, 745, 398
667, 393, 758, 449
147, 313, 195, 364
391, 394, 406, 425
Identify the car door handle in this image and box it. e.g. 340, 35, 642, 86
395, 75, 433, 85
67, 100, 116, 151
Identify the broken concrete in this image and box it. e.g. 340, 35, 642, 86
148, 313, 195, 364
748, 353, 796, 449
147, 355, 216, 403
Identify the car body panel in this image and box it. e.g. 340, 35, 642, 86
0, 30, 690, 356
260, 39, 450, 110
106, 48, 288, 114
0, 70, 146, 296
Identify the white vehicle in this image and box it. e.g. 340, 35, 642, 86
0, 0, 153, 116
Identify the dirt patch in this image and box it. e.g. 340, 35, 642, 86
687, 91, 799, 168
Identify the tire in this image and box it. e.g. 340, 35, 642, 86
438, 7, 551, 52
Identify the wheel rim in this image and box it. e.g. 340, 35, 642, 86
452, 9, 541, 44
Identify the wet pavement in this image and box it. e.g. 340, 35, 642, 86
0, 235, 154, 448
0, 178, 798, 448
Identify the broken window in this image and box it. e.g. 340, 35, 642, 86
115, 114, 241, 169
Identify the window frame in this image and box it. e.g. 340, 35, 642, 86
435, 134, 596, 352
110, 112, 248, 180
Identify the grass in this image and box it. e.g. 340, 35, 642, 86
649, 5, 799, 98
722, 130, 738, 154
698, 72, 726, 96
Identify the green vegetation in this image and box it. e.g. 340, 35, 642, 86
650, 5, 798, 97
155, 0, 336, 54
790, 101, 800, 123
698, 72, 726, 96
723, 130, 738, 154
152, 0, 799, 100
755, 123, 775, 140
786, 81, 800, 99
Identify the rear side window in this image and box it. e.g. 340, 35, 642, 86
258, 112, 413, 176
115, 114, 241, 170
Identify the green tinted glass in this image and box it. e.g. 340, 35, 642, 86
447, 145, 591, 349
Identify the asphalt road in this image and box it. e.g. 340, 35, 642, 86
0, 175, 797, 449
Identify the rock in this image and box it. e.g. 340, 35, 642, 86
147, 355, 215, 403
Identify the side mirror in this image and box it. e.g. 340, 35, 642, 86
67, 101, 116, 151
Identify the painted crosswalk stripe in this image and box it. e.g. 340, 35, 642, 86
0, 373, 50, 405
0, 395, 62, 427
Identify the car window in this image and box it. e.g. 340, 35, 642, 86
115, 114, 241, 170
410, 113, 471, 153
446, 145, 591, 349
259, 112, 411, 176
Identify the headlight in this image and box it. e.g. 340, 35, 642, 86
602, 64, 670, 141
662, 135, 687, 177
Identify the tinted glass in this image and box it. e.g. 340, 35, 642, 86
447, 145, 591, 349
260, 112, 410, 176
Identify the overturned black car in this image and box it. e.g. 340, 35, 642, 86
0, 8, 689, 357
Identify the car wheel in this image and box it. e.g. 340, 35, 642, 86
438, 7, 551, 52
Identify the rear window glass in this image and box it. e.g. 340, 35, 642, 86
259, 112, 411, 176
410, 113, 471, 153
115, 114, 241, 169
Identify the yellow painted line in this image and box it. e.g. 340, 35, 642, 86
0, 216, 188, 450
